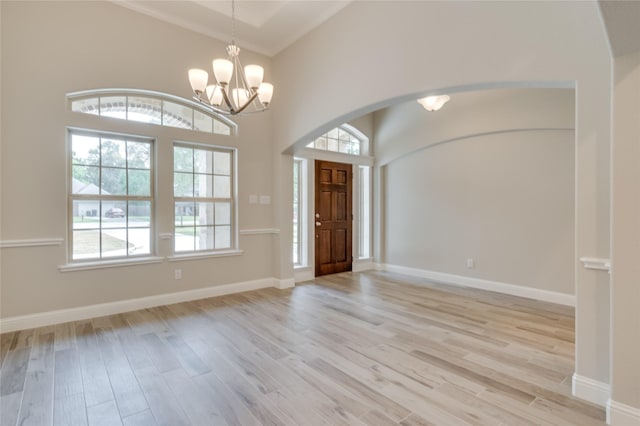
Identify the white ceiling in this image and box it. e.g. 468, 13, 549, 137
115, 0, 352, 57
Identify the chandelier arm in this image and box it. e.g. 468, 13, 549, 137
233, 91, 260, 114
220, 87, 236, 112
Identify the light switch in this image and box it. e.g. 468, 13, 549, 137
259, 195, 271, 205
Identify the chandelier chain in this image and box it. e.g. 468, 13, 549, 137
231, 0, 236, 45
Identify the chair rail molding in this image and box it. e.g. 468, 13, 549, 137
579, 257, 611, 272
0, 238, 64, 248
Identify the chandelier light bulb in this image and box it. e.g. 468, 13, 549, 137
244, 65, 264, 89
206, 85, 223, 106
231, 88, 249, 110
258, 82, 274, 105
212, 59, 233, 85
417, 95, 451, 112
188, 69, 208, 94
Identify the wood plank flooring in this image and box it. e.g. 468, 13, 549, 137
0, 271, 605, 425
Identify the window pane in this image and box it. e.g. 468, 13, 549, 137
101, 138, 126, 167
71, 98, 99, 115
338, 128, 351, 142
72, 166, 100, 194
100, 96, 127, 119
163, 101, 192, 129
315, 136, 327, 150
194, 174, 213, 197
72, 230, 101, 260
194, 110, 213, 133
101, 168, 126, 195
128, 169, 151, 196
127, 141, 151, 169
128, 201, 151, 227
128, 227, 150, 256
196, 226, 215, 250
339, 142, 350, 154
73, 200, 100, 229
103, 200, 127, 228
213, 119, 231, 136
213, 151, 231, 175
194, 149, 213, 174
214, 175, 230, 198
352, 142, 360, 155
175, 227, 195, 252
102, 229, 127, 258
196, 202, 214, 226
174, 147, 193, 172
328, 128, 339, 139
174, 172, 193, 197
215, 226, 231, 249
72, 135, 100, 165
215, 202, 231, 225
175, 202, 195, 226
327, 138, 338, 152
127, 96, 162, 125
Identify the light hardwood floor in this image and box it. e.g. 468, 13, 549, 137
0, 271, 605, 426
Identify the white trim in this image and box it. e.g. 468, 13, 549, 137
294, 267, 314, 283
378, 263, 576, 306
579, 256, 611, 271
59, 256, 165, 272
297, 147, 374, 167
239, 228, 280, 235
167, 249, 244, 262
159, 233, 173, 240
353, 259, 375, 272
572, 373, 610, 406
0, 238, 64, 248
0, 277, 287, 333
274, 278, 295, 289
607, 399, 640, 425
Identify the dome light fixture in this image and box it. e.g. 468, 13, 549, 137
188, 0, 273, 116
417, 95, 450, 112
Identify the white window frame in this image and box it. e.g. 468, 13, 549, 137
68, 88, 237, 136
172, 142, 238, 254
67, 128, 155, 263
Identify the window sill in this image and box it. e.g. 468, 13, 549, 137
167, 249, 244, 262
294, 265, 310, 270
59, 256, 164, 272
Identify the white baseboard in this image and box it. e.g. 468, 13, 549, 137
607, 399, 640, 425
353, 259, 376, 272
0, 277, 288, 333
378, 263, 576, 306
275, 278, 295, 289
294, 268, 314, 283
572, 373, 610, 406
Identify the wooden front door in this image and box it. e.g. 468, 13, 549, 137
315, 160, 352, 276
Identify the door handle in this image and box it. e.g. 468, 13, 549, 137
315, 213, 320, 218
315, 221, 321, 227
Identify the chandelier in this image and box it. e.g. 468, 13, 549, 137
188, 0, 273, 115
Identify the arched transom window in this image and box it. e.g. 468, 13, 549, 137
68, 89, 235, 136
306, 124, 365, 155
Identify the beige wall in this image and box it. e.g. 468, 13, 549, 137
610, 50, 640, 414
0, 1, 277, 318
377, 89, 575, 295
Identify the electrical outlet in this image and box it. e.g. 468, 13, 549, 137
174, 269, 182, 280
466, 258, 475, 269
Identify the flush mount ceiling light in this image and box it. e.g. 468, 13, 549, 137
188, 0, 273, 116
417, 95, 450, 112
